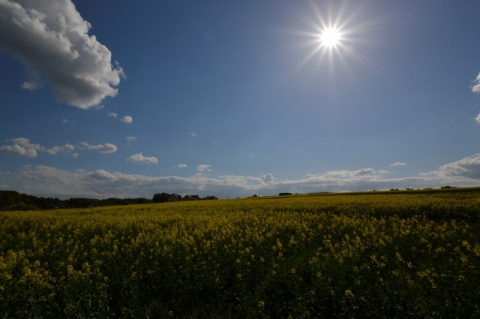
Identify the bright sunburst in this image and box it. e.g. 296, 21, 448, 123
318, 27, 342, 49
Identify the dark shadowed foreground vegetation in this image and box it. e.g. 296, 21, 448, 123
1, 189, 480, 318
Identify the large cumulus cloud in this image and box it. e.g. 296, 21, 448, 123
0, 0, 125, 108
436, 154, 480, 180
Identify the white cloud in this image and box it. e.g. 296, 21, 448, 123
126, 136, 137, 144
44, 143, 75, 155
472, 73, 480, 93
13, 165, 272, 198
178, 164, 188, 168
5, 165, 414, 199
121, 115, 133, 124
197, 164, 212, 173
191, 132, 197, 138
0, 137, 41, 157
127, 153, 158, 165
108, 112, 118, 118
0, 137, 75, 157
435, 154, 480, 180
88, 169, 117, 181
261, 173, 274, 185
6, 154, 480, 199
475, 114, 480, 124
353, 168, 377, 176
21, 80, 39, 91
80, 142, 117, 153
390, 162, 406, 167
0, 0, 125, 108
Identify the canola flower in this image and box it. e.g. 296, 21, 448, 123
0, 192, 479, 318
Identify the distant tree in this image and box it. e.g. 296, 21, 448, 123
65, 198, 100, 208
125, 198, 151, 205
0, 190, 151, 210
0, 190, 18, 210
183, 195, 199, 201
152, 193, 170, 203
168, 194, 182, 202
0, 190, 37, 210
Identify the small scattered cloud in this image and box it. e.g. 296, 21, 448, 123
197, 164, 212, 173
190, 132, 197, 138
178, 164, 188, 169
0, 0, 125, 108
390, 162, 406, 167
44, 143, 75, 155
471, 75, 480, 122
62, 119, 74, 125
0, 137, 75, 158
121, 115, 133, 124
126, 136, 137, 145
127, 153, 158, 165
108, 112, 118, 118
79, 142, 117, 153
21, 80, 39, 91
0, 137, 41, 158
472, 73, 480, 93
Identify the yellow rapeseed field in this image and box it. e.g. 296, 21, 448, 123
1, 191, 479, 318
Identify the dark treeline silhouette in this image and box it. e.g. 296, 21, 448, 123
0, 190, 151, 211
1, 190, 219, 211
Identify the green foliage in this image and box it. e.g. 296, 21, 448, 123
1, 193, 480, 318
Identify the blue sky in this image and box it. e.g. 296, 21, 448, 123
1, 0, 480, 199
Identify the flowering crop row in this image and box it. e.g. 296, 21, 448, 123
1, 192, 479, 318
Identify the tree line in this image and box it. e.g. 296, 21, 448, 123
0, 190, 151, 211
0, 190, 218, 211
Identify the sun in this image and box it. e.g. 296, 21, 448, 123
318, 27, 342, 49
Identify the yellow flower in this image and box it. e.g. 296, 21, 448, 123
67, 265, 75, 276
345, 290, 354, 299
474, 243, 480, 257
258, 300, 265, 309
